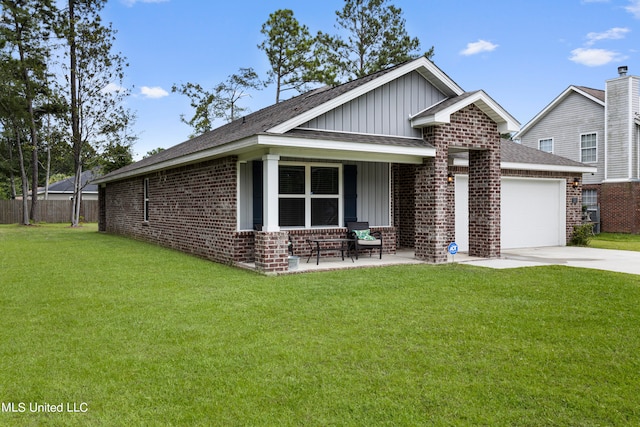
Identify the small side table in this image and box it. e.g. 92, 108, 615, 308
306, 238, 355, 265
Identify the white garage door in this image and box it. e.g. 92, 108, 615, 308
455, 176, 566, 251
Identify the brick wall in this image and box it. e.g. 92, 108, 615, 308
254, 231, 289, 274
417, 104, 501, 261
393, 164, 417, 248
600, 182, 640, 233
103, 157, 238, 265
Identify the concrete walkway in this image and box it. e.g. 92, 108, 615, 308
457, 246, 640, 276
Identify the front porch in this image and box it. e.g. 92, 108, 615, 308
238, 248, 421, 274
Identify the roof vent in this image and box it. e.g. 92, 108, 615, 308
618, 66, 628, 77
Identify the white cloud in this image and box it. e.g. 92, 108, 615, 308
626, 0, 640, 18
569, 48, 627, 66
140, 86, 169, 99
121, 0, 169, 7
585, 27, 630, 46
460, 40, 499, 56
101, 82, 126, 94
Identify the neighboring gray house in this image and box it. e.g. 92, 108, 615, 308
94, 57, 594, 274
516, 66, 640, 233
39, 170, 99, 201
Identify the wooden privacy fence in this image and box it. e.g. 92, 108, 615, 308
0, 200, 99, 224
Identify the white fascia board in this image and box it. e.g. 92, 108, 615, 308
257, 134, 434, 164
411, 91, 519, 133
501, 161, 597, 174
267, 57, 464, 135
453, 157, 597, 174
93, 136, 260, 184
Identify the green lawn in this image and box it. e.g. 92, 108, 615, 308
1, 224, 639, 426
591, 232, 640, 251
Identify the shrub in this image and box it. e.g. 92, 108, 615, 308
570, 223, 594, 246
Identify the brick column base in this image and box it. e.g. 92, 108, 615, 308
255, 231, 289, 274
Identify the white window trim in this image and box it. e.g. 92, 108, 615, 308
143, 178, 150, 222
580, 132, 598, 163
278, 161, 343, 229
538, 137, 553, 153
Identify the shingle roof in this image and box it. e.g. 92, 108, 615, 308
450, 140, 594, 171
500, 139, 589, 168
574, 86, 605, 102
45, 170, 97, 193
411, 91, 481, 119
96, 64, 402, 182
283, 128, 433, 149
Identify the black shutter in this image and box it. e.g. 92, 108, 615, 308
343, 164, 357, 225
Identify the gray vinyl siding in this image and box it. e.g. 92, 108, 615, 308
238, 161, 390, 229
606, 78, 631, 179
299, 71, 446, 138
606, 76, 640, 180
520, 91, 605, 184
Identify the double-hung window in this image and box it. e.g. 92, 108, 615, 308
538, 138, 553, 153
143, 178, 150, 222
581, 133, 597, 163
278, 163, 342, 228
582, 189, 597, 209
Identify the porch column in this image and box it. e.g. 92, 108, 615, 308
262, 154, 280, 232
468, 149, 501, 258
414, 156, 450, 263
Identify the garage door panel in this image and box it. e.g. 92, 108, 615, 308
501, 178, 565, 249
455, 176, 565, 251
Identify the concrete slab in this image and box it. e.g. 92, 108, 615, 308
457, 246, 640, 276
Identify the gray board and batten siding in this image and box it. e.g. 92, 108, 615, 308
299, 71, 447, 138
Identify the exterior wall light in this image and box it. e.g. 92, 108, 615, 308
572, 178, 580, 188
447, 173, 454, 184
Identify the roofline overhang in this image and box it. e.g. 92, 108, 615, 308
266, 57, 464, 135
410, 90, 520, 134
93, 133, 436, 184
452, 157, 597, 174
515, 85, 605, 138
253, 134, 434, 164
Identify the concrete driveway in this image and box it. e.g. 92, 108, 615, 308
458, 246, 640, 276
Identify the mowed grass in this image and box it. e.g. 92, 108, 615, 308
1, 224, 639, 426
591, 232, 640, 252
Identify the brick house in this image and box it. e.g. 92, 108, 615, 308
93, 57, 594, 273
515, 66, 640, 233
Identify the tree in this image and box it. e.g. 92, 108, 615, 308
57, 0, 130, 226
318, 0, 430, 82
143, 147, 165, 159
0, 0, 55, 222
172, 67, 264, 137
258, 9, 335, 103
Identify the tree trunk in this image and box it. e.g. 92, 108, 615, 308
15, 129, 30, 226
69, 0, 82, 227
8, 139, 17, 200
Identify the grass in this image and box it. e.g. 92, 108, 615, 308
1, 224, 640, 426
591, 232, 640, 252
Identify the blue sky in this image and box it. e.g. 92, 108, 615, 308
101, 0, 640, 159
